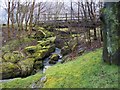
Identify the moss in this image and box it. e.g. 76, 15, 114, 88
44, 48, 118, 88
24, 45, 42, 55
1, 73, 43, 88
34, 61, 43, 70
50, 54, 59, 61
37, 40, 51, 46
34, 31, 45, 40
0, 62, 21, 79
17, 58, 35, 77
35, 26, 54, 38
37, 37, 56, 46
61, 46, 71, 56
33, 49, 48, 60
1, 37, 34, 53
49, 54, 59, 64
2, 52, 24, 63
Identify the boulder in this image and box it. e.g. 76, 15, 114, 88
78, 48, 85, 55
34, 61, 43, 70
61, 46, 71, 56
49, 54, 59, 64
33, 49, 48, 60
1, 62, 21, 79
37, 37, 56, 46
17, 58, 35, 77
2, 52, 24, 63
34, 31, 45, 40
24, 45, 42, 55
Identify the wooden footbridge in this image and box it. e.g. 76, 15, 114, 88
38, 13, 101, 29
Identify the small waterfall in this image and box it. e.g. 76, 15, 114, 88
43, 48, 62, 73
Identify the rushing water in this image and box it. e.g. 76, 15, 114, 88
0, 48, 62, 84
43, 48, 62, 73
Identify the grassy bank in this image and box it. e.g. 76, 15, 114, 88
1, 72, 43, 88
44, 48, 118, 88
1, 48, 118, 88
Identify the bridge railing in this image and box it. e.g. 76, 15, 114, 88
39, 13, 100, 22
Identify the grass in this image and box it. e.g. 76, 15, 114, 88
1, 37, 35, 52
44, 48, 119, 88
1, 72, 43, 88
0, 48, 119, 88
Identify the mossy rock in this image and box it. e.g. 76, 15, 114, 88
61, 46, 71, 56
78, 48, 85, 55
37, 37, 56, 46
17, 58, 35, 77
34, 31, 45, 40
34, 61, 43, 70
50, 54, 59, 61
37, 27, 54, 38
2, 52, 24, 63
33, 49, 48, 60
24, 45, 42, 55
0, 62, 21, 79
37, 40, 51, 46
46, 44, 55, 56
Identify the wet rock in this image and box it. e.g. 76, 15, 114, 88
78, 48, 85, 55
2, 52, 24, 63
34, 61, 43, 70
34, 31, 45, 40
1, 62, 21, 79
17, 58, 35, 77
49, 54, 59, 64
61, 46, 71, 56
24, 45, 42, 55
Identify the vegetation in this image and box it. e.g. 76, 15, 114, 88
44, 49, 118, 88
0, 1, 119, 89
1, 72, 43, 88
1, 49, 118, 88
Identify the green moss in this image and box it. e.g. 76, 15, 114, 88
35, 26, 54, 38
37, 37, 56, 46
1, 72, 43, 88
50, 54, 59, 61
24, 45, 42, 55
1, 37, 34, 53
33, 49, 48, 60
44, 48, 118, 88
2, 52, 24, 63
18, 58, 35, 76
0, 62, 21, 79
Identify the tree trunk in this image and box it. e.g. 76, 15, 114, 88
29, 1, 35, 35
102, 2, 120, 65
7, 1, 10, 39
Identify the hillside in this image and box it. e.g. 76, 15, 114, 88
44, 48, 118, 88
1, 48, 118, 88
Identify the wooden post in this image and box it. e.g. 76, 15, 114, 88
71, 1, 73, 20
78, 1, 80, 22
7, 1, 10, 39
66, 13, 67, 21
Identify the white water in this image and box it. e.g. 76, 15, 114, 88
43, 48, 62, 73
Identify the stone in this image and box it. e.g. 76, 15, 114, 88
17, 58, 35, 77
1, 62, 21, 79
61, 46, 71, 56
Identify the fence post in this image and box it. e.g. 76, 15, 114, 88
66, 13, 67, 21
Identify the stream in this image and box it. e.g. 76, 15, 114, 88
0, 48, 63, 88
43, 48, 62, 73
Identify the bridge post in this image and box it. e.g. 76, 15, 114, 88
66, 13, 67, 21
78, 1, 80, 22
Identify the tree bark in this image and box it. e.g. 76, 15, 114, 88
7, 1, 10, 39
102, 2, 120, 65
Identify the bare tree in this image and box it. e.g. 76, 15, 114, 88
29, 0, 35, 35
7, 0, 10, 39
